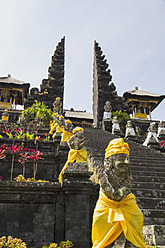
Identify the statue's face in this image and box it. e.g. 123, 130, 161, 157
76, 131, 83, 138
66, 122, 71, 128
104, 154, 130, 175
113, 154, 130, 174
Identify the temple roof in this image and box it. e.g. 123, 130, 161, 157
64, 110, 93, 120
0, 74, 30, 85
123, 87, 165, 112
124, 88, 164, 98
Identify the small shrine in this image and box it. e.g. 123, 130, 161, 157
0, 74, 30, 110
123, 87, 165, 120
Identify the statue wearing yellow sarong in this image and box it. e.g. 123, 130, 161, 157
92, 138, 146, 248
61, 120, 73, 143
58, 127, 87, 183
52, 115, 64, 139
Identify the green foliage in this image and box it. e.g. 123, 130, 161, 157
22, 100, 53, 128
112, 110, 130, 133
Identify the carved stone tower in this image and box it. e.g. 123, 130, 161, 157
25, 37, 65, 110
93, 40, 128, 127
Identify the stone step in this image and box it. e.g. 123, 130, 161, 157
132, 188, 165, 198
132, 182, 165, 190
130, 156, 165, 166
131, 170, 165, 177
142, 209, 165, 224
131, 166, 165, 172
132, 175, 165, 183
144, 217, 165, 225
134, 197, 165, 210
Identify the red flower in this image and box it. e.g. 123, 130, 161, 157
0, 144, 7, 152
8, 145, 21, 153
18, 128, 21, 132
0, 176, 2, 181
22, 148, 36, 152
18, 152, 29, 165
28, 150, 44, 162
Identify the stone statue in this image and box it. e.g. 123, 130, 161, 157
92, 138, 146, 248
125, 120, 136, 138
143, 122, 159, 147
53, 97, 62, 114
112, 116, 121, 135
157, 120, 165, 139
58, 127, 88, 183
103, 101, 112, 120
61, 119, 73, 145
0, 109, 9, 123
52, 115, 64, 138
68, 127, 86, 150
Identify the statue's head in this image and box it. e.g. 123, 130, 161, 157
59, 115, 64, 122
65, 119, 72, 128
73, 127, 84, 138
127, 120, 132, 127
56, 97, 61, 101
104, 138, 130, 175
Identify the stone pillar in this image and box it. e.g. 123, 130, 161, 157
62, 162, 98, 248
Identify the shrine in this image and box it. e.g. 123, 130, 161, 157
0, 74, 30, 110
123, 87, 165, 120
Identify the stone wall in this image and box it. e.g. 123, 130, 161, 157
0, 181, 98, 248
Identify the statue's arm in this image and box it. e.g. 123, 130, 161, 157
99, 170, 115, 198
67, 135, 75, 149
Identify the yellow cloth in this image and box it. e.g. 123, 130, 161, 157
92, 191, 146, 248
61, 130, 73, 142
105, 138, 129, 159
72, 127, 84, 134
52, 125, 64, 138
2, 116, 8, 121
49, 123, 58, 134
135, 112, 148, 120
58, 148, 88, 183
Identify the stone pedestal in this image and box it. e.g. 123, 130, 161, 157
62, 162, 98, 248
148, 141, 161, 150
102, 119, 112, 132
143, 225, 165, 246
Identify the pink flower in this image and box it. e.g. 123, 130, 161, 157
28, 150, 44, 162
0, 176, 2, 181
18, 128, 21, 132
8, 145, 21, 153
22, 148, 36, 152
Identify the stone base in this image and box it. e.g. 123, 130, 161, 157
125, 135, 137, 141
63, 162, 93, 182
148, 141, 161, 150
143, 225, 165, 246
102, 119, 112, 132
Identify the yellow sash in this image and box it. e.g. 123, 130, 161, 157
52, 125, 64, 138
49, 123, 58, 134
2, 116, 8, 121
58, 148, 87, 183
61, 130, 73, 142
92, 192, 146, 248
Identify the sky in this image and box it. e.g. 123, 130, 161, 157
0, 0, 165, 120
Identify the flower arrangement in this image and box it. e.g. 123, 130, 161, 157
160, 140, 165, 148
42, 240, 73, 248
0, 236, 73, 248
0, 236, 27, 248
14, 174, 49, 183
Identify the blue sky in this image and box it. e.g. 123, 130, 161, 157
0, 0, 165, 120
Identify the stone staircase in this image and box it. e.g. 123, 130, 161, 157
84, 127, 165, 246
